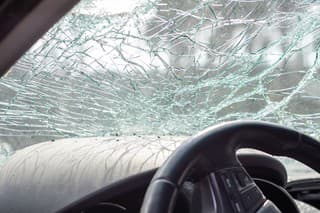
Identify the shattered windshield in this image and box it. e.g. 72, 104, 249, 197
0, 0, 320, 177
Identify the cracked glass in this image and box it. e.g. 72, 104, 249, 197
0, 0, 320, 183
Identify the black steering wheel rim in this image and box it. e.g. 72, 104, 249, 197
140, 120, 320, 213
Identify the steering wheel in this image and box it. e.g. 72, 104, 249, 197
140, 121, 320, 213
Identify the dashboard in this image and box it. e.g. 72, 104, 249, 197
79, 169, 191, 213
61, 153, 320, 213
75, 170, 315, 213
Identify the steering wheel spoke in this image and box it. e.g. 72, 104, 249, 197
191, 166, 267, 213
212, 167, 266, 212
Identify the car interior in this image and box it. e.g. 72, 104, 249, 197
0, 1, 320, 213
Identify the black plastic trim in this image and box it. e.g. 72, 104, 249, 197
0, 0, 80, 76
